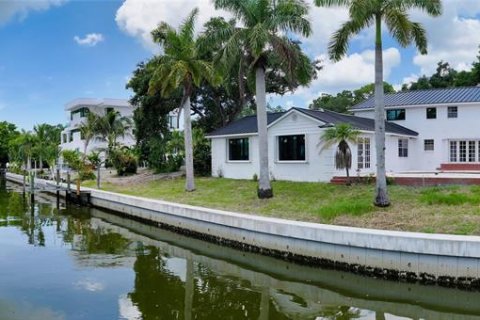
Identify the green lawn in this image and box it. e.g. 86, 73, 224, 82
83, 178, 480, 235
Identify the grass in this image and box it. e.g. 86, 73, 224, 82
83, 177, 480, 236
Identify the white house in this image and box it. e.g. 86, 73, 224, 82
60, 98, 184, 155
60, 98, 137, 154
207, 86, 480, 182
351, 86, 480, 172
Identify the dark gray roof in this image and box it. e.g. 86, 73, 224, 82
206, 107, 418, 137
351, 86, 480, 110
206, 112, 285, 136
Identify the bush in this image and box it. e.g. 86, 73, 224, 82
111, 148, 138, 176
80, 169, 96, 181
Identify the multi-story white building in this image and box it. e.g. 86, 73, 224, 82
60, 98, 137, 154
60, 98, 184, 156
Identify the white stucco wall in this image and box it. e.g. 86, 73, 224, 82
354, 102, 480, 172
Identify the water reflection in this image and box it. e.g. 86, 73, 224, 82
1, 181, 480, 320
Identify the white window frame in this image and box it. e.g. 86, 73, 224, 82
449, 140, 479, 163
447, 106, 458, 118
398, 138, 408, 158
357, 137, 371, 169
424, 139, 434, 151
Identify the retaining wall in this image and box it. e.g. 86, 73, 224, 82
6, 172, 480, 287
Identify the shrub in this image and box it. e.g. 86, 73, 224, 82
111, 148, 138, 176
252, 173, 258, 182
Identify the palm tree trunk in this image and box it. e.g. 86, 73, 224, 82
255, 66, 273, 198
183, 92, 195, 192
345, 166, 350, 186
374, 15, 390, 207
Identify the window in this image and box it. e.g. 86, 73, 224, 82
426, 107, 437, 119
70, 107, 90, 120
469, 141, 476, 162
357, 137, 371, 169
386, 109, 406, 121
450, 140, 479, 163
448, 106, 458, 118
62, 134, 67, 144
450, 141, 457, 162
398, 138, 408, 157
424, 139, 434, 151
228, 138, 249, 161
168, 115, 178, 129
278, 135, 305, 161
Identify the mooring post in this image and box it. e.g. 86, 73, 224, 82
56, 167, 61, 208
97, 163, 101, 189
30, 171, 35, 203
23, 171, 26, 194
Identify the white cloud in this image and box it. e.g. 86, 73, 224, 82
0, 0, 65, 25
411, 0, 480, 75
73, 33, 104, 47
270, 47, 401, 107
115, 0, 229, 52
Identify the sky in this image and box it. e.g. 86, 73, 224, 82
0, 0, 479, 130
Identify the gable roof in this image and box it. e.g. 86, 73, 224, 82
206, 107, 418, 137
351, 86, 480, 111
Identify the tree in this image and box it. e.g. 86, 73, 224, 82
0, 122, 19, 167
33, 124, 63, 173
97, 109, 133, 159
213, 0, 313, 198
148, 8, 220, 192
320, 123, 360, 186
78, 112, 102, 161
316, 0, 442, 207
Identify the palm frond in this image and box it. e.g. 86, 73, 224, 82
328, 17, 372, 61
314, 0, 351, 7
390, 0, 442, 16
384, 8, 412, 47
272, 0, 312, 37
180, 7, 199, 43
411, 22, 428, 54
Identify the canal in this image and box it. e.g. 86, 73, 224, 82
1, 178, 479, 320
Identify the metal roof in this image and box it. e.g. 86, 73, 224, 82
351, 86, 480, 110
206, 107, 418, 137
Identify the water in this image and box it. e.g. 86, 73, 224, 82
0, 179, 479, 320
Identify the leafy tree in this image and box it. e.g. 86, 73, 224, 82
316, 0, 442, 207
0, 122, 19, 167
320, 123, 360, 185
127, 61, 181, 168
310, 82, 395, 113
213, 0, 313, 199
148, 8, 220, 192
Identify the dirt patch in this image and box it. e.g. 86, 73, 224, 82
101, 168, 184, 186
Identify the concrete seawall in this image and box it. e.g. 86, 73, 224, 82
6, 172, 480, 287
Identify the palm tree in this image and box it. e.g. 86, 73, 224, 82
97, 110, 133, 160
212, 0, 312, 199
148, 8, 220, 192
78, 112, 102, 161
320, 123, 359, 186
315, 0, 442, 206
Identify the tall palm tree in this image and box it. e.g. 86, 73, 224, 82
315, 0, 442, 206
148, 8, 220, 192
320, 123, 359, 186
212, 0, 312, 199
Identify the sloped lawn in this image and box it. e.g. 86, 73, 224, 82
83, 178, 480, 235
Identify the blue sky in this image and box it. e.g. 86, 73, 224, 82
0, 0, 479, 130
